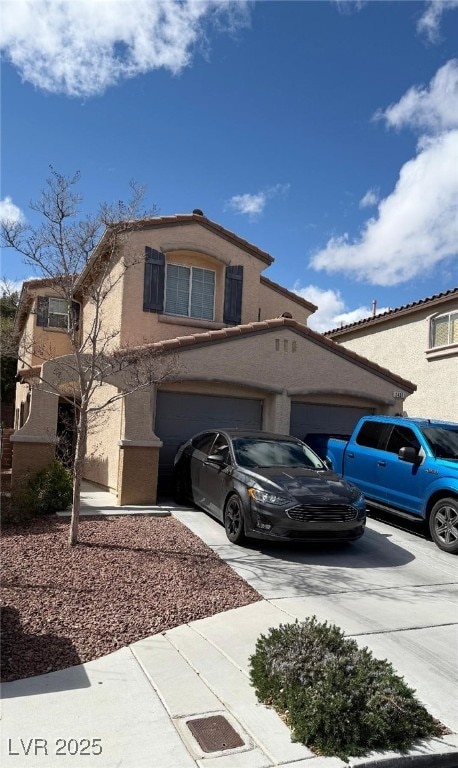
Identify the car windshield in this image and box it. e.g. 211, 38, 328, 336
421, 426, 458, 460
232, 438, 324, 469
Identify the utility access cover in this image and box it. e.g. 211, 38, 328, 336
186, 715, 244, 753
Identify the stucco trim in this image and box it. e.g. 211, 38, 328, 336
160, 243, 232, 266
287, 387, 396, 405
10, 434, 58, 444
158, 314, 226, 331
158, 374, 284, 394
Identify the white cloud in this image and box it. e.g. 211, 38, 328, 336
311, 62, 458, 287
417, 1, 458, 43
0, 0, 250, 97
359, 188, 379, 208
292, 283, 389, 333
380, 59, 458, 134
226, 184, 290, 219
0, 196, 25, 224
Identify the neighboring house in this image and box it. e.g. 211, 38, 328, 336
326, 289, 458, 422
12, 212, 416, 504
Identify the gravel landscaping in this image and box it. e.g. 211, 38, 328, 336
1, 515, 261, 682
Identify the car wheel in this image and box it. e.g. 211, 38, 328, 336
173, 470, 188, 504
429, 498, 458, 554
224, 493, 246, 545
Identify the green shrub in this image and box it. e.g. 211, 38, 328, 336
17, 460, 73, 516
249, 617, 442, 761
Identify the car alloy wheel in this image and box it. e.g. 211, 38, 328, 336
224, 493, 246, 545
429, 497, 458, 554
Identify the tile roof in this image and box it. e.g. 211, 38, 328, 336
76, 213, 275, 288
117, 316, 416, 392
325, 288, 458, 337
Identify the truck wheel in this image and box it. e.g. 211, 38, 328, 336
429, 498, 458, 554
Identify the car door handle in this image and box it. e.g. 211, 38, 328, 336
346, 452, 354, 459
377, 460, 386, 467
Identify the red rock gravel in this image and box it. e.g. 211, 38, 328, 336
1, 515, 261, 682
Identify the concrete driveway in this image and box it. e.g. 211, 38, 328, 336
173, 508, 458, 735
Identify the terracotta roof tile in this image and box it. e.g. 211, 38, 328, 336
118, 317, 415, 392
326, 288, 458, 337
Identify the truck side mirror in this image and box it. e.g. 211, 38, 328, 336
398, 446, 420, 464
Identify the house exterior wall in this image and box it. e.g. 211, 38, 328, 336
258, 280, 312, 325
330, 302, 458, 421
84, 385, 122, 492
118, 223, 266, 348
18, 289, 72, 368
157, 327, 408, 418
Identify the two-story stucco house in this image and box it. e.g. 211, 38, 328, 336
326, 289, 458, 422
12, 212, 416, 505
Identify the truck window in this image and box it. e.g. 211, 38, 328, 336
355, 421, 391, 450
385, 426, 421, 455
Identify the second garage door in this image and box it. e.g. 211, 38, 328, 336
290, 403, 374, 443
155, 392, 263, 490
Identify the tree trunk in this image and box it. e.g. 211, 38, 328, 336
68, 405, 88, 546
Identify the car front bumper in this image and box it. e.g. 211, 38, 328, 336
245, 499, 366, 543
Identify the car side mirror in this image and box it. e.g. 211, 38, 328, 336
398, 446, 420, 464
206, 453, 227, 466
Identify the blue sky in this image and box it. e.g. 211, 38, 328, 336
1, 0, 458, 331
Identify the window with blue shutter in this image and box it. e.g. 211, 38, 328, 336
223, 265, 243, 325
143, 247, 165, 312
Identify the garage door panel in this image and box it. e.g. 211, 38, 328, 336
290, 403, 374, 442
156, 392, 262, 489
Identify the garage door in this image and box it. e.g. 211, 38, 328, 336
290, 403, 374, 443
155, 392, 263, 490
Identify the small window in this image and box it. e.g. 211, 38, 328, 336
385, 426, 421, 455
356, 421, 391, 450
430, 311, 458, 348
165, 263, 215, 321
48, 298, 69, 329
211, 434, 231, 464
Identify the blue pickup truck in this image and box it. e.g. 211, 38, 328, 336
306, 416, 458, 554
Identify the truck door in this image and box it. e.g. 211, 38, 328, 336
375, 425, 426, 515
344, 420, 391, 499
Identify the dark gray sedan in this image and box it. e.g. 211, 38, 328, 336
173, 430, 366, 545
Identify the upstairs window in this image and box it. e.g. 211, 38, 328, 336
48, 298, 69, 328
36, 296, 80, 330
165, 263, 215, 321
430, 311, 458, 348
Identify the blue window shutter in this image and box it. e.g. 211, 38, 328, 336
223, 265, 243, 324
144, 247, 165, 312
36, 296, 49, 326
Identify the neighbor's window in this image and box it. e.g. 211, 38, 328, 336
430, 312, 458, 348
165, 263, 215, 321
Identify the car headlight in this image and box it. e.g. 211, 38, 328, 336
248, 487, 292, 506
350, 488, 365, 509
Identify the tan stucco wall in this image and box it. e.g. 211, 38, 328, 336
259, 281, 312, 325
159, 327, 408, 426
118, 224, 265, 348
84, 384, 122, 492
332, 305, 458, 421
80, 252, 125, 355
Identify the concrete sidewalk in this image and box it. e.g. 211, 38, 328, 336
2, 484, 458, 767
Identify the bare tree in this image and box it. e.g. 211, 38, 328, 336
2, 169, 177, 545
